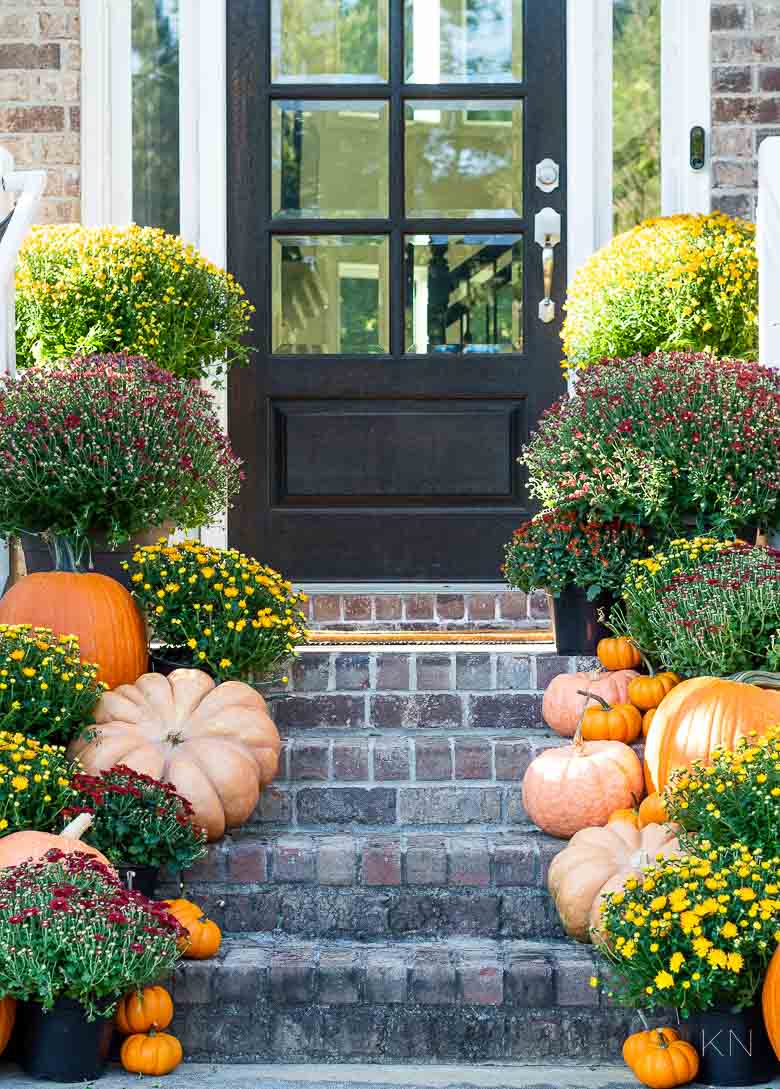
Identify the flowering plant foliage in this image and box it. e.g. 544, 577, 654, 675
0, 851, 185, 1018
522, 353, 780, 537
503, 509, 648, 600
16, 224, 254, 382
0, 354, 243, 550
665, 727, 780, 858
63, 766, 207, 871
562, 213, 757, 372
0, 733, 75, 836
596, 843, 780, 1015
0, 625, 104, 745
611, 539, 780, 676
125, 541, 308, 682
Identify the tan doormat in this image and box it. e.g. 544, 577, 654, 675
308, 628, 553, 645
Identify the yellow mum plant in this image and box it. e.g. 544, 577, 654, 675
125, 541, 308, 683
16, 224, 254, 381
596, 843, 780, 1015
562, 213, 757, 372
0, 732, 76, 835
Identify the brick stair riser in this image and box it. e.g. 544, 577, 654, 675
274, 653, 599, 733
169, 940, 643, 1063
304, 590, 550, 631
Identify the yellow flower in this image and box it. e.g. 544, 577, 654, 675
721, 922, 739, 939
9, 650, 23, 661
11, 775, 28, 791
219, 658, 232, 669
669, 952, 685, 973
21, 667, 35, 678
727, 952, 744, 973
655, 971, 675, 990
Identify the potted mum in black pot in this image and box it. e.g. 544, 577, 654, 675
63, 765, 207, 898
0, 850, 184, 1081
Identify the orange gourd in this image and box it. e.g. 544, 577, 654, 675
547, 818, 679, 942
116, 986, 174, 1035
579, 690, 642, 743
624, 1027, 681, 1072
628, 664, 681, 712
0, 998, 15, 1057
762, 942, 780, 1060
163, 898, 221, 959
542, 669, 640, 737
121, 1030, 183, 1076
598, 637, 642, 671
69, 670, 281, 841
642, 708, 657, 737
626, 1028, 699, 1088
639, 792, 668, 828
0, 571, 147, 691
645, 672, 780, 793
522, 725, 644, 840
0, 813, 112, 871
609, 805, 640, 828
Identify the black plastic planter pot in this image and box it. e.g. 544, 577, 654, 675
679, 1003, 778, 1086
20, 997, 113, 1082
549, 588, 614, 656
116, 863, 159, 899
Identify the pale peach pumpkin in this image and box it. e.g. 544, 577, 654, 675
69, 670, 281, 841
542, 669, 639, 737
548, 818, 679, 942
0, 813, 112, 870
522, 731, 644, 840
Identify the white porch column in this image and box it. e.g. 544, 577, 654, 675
757, 136, 780, 545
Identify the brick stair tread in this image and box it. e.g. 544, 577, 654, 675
170, 935, 641, 1063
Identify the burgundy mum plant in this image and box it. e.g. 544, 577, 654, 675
0, 352, 243, 553
0, 851, 185, 1018
522, 352, 780, 537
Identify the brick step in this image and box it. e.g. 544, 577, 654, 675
171, 935, 639, 1063
303, 589, 550, 632
274, 650, 599, 733
161, 828, 567, 940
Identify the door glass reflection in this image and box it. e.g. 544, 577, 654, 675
272, 236, 390, 354
405, 234, 523, 354
271, 0, 389, 84
404, 0, 522, 83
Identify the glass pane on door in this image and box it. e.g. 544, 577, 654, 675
405, 101, 522, 218
404, 0, 523, 83
272, 235, 390, 354
272, 100, 390, 218
271, 0, 389, 84
405, 234, 523, 354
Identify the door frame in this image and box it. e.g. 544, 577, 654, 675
79, 0, 712, 573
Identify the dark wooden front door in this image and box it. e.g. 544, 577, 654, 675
227, 0, 566, 580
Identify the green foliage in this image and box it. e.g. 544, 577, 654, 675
0, 733, 76, 835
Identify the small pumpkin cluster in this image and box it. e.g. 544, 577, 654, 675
116, 985, 182, 1076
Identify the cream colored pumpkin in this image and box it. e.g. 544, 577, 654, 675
547, 818, 679, 942
69, 670, 281, 841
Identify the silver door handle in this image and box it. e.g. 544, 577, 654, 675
535, 207, 561, 325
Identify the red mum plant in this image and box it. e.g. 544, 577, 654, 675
504, 508, 648, 600
63, 766, 207, 871
522, 352, 780, 537
0, 851, 185, 1018
0, 352, 243, 561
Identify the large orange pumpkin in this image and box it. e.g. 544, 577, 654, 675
522, 729, 644, 840
542, 669, 640, 737
547, 817, 679, 941
762, 942, 780, 1061
0, 812, 112, 870
69, 670, 281, 840
0, 571, 147, 690
644, 673, 780, 793
0, 998, 15, 1057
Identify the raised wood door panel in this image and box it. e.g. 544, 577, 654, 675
227, 0, 566, 580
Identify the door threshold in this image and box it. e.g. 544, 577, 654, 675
300, 583, 515, 594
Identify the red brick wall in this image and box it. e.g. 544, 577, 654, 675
711, 0, 780, 220
0, 3, 80, 224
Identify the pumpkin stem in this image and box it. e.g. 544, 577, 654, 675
62, 812, 93, 840
577, 689, 611, 711
655, 1029, 670, 1050
638, 651, 657, 678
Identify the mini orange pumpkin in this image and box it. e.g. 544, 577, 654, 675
121, 1030, 183, 1076
642, 708, 657, 737
609, 805, 640, 828
626, 1028, 699, 1088
116, 985, 174, 1035
628, 666, 681, 712
598, 637, 642, 671
579, 690, 642, 744
639, 792, 668, 828
623, 1027, 681, 1072
0, 813, 112, 871
163, 897, 221, 959
0, 997, 15, 1057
